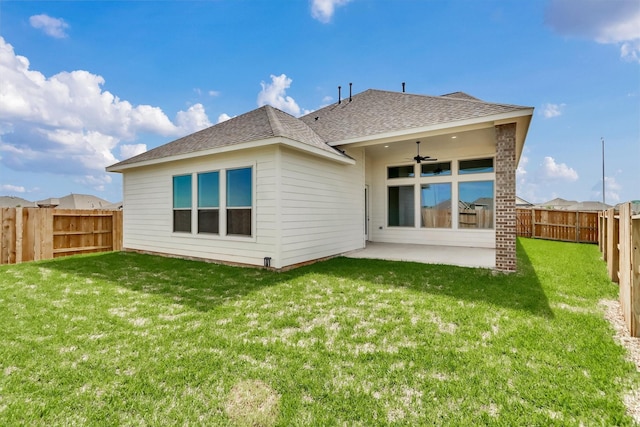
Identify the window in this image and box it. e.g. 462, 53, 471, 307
459, 158, 494, 174
421, 162, 451, 177
173, 175, 192, 233
198, 172, 219, 234
386, 156, 494, 231
459, 181, 494, 229
226, 167, 252, 236
421, 183, 451, 228
388, 186, 414, 227
388, 165, 415, 179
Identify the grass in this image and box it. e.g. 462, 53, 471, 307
0, 238, 637, 425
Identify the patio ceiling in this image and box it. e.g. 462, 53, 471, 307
361, 127, 497, 162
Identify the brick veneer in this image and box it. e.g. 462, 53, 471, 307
495, 123, 517, 272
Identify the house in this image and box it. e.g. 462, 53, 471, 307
534, 198, 611, 212
564, 201, 611, 211
535, 197, 576, 210
107, 88, 533, 271
36, 193, 114, 209
515, 196, 533, 207
0, 196, 37, 208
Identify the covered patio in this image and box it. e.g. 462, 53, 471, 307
344, 242, 496, 269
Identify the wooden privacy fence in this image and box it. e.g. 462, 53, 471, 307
599, 203, 640, 336
0, 208, 122, 265
516, 208, 599, 243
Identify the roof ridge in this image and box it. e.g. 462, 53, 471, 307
263, 105, 287, 138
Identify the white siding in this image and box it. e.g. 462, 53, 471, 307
366, 138, 496, 248
279, 146, 365, 267
122, 146, 277, 267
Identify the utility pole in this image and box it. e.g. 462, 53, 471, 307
601, 137, 605, 204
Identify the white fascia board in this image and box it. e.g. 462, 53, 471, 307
278, 138, 355, 164
328, 108, 535, 148
106, 137, 353, 173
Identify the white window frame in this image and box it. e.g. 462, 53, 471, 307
170, 162, 256, 242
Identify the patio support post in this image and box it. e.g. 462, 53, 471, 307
495, 123, 517, 272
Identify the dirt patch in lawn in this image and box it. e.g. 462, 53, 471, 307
224, 379, 280, 427
601, 299, 640, 423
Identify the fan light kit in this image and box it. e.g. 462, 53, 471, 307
413, 141, 437, 164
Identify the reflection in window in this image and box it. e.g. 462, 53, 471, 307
197, 172, 219, 234
173, 175, 192, 233
421, 183, 451, 228
227, 168, 252, 236
388, 186, 414, 227
459, 158, 494, 174
459, 181, 494, 229
421, 162, 451, 177
388, 165, 415, 179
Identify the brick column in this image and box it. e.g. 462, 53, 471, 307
495, 123, 517, 272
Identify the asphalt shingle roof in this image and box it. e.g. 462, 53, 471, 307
299, 89, 531, 143
108, 89, 531, 170
109, 105, 341, 169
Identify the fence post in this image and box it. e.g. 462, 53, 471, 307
632, 213, 640, 337
607, 207, 620, 283
14, 207, 23, 264
42, 209, 54, 260
619, 203, 634, 334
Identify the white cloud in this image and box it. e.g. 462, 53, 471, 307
545, 0, 640, 62
0, 37, 212, 178
209, 90, 220, 97
621, 40, 640, 62
591, 176, 622, 203
541, 103, 565, 118
311, 0, 352, 23
516, 155, 528, 179
175, 103, 212, 134
217, 113, 232, 123
1, 184, 25, 193
257, 74, 303, 116
29, 14, 69, 39
119, 143, 147, 160
74, 174, 112, 192
541, 156, 579, 181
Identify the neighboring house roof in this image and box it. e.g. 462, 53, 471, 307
535, 197, 577, 209
37, 194, 113, 209
36, 198, 60, 208
472, 197, 494, 207
109, 105, 345, 170
103, 201, 124, 210
564, 201, 612, 211
515, 196, 533, 206
107, 88, 533, 171
0, 196, 37, 207
299, 89, 532, 144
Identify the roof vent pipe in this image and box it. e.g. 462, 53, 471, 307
338, 86, 342, 104
349, 83, 352, 102
402, 82, 406, 93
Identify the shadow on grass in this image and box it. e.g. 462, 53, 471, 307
39, 239, 552, 318
299, 238, 553, 318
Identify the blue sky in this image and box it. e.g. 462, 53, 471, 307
0, 0, 638, 205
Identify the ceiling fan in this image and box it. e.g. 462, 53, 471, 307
413, 141, 437, 164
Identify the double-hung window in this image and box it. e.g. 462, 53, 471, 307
198, 171, 219, 234
173, 175, 192, 233
226, 167, 252, 236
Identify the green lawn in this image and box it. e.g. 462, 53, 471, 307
0, 238, 637, 425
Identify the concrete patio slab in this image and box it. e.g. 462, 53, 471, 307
344, 242, 496, 269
